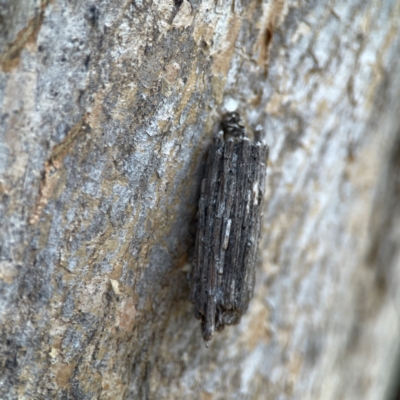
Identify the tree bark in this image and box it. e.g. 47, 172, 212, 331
1, 0, 400, 399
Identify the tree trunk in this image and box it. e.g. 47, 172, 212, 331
1, 0, 400, 399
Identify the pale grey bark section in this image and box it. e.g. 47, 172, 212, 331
0, 0, 400, 399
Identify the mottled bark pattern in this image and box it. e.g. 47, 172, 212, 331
191, 113, 269, 343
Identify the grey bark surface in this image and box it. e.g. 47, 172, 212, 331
0, 0, 400, 399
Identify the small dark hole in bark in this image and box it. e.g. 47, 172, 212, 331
264, 26, 274, 48
84, 54, 90, 69
87, 5, 100, 26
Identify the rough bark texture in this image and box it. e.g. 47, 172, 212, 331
1, 0, 400, 399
